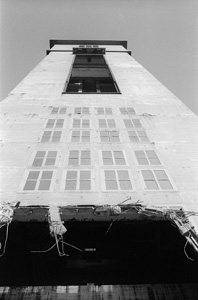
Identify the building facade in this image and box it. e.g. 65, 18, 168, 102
0, 40, 198, 297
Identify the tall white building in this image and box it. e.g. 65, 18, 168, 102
0, 40, 198, 298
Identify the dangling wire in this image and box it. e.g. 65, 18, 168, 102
184, 238, 194, 261
0, 223, 9, 257
105, 206, 134, 235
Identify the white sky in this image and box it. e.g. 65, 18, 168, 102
1, 0, 198, 114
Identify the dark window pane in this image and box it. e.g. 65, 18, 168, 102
105, 170, 116, 180
45, 158, 56, 166
119, 180, 132, 190
145, 180, 159, 190
137, 158, 149, 165
142, 170, 154, 180
65, 180, 77, 190
80, 180, 91, 190
38, 180, 51, 190
36, 151, 46, 158
67, 171, 77, 180
158, 180, 173, 190
41, 171, 53, 180
32, 158, 43, 167
27, 171, 40, 180
106, 180, 118, 190
23, 181, 37, 190
154, 170, 168, 179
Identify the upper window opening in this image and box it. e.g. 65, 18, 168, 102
64, 55, 120, 94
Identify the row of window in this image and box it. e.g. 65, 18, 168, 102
40, 130, 149, 143
32, 150, 161, 167
23, 169, 174, 191
51, 107, 136, 115
44, 118, 142, 129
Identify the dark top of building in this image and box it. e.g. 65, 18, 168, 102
50, 40, 128, 49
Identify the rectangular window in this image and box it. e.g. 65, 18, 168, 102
128, 130, 149, 142
71, 131, 90, 142
141, 170, 173, 190
46, 119, 64, 129
32, 151, 57, 167
104, 170, 132, 190
99, 119, 116, 128
74, 107, 89, 115
65, 170, 91, 190
51, 107, 67, 114
96, 107, 112, 115
68, 150, 91, 165
72, 119, 90, 128
123, 119, 142, 129
119, 107, 136, 115
23, 170, 53, 191
102, 151, 125, 165
64, 55, 119, 94
135, 150, 161, 165
100, 130, 120, 142
41, 131, 62, 142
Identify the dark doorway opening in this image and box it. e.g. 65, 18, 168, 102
0, 221, 197, 286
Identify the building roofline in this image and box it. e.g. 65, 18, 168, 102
50, 40, 128, 49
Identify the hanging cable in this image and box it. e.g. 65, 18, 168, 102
184, 238, 194, 261
0, 223, 9, 257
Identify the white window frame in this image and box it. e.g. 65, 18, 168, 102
96, 107, 113, 115
101, 169, 133, 191
30, 150, 58, 167
68, 150, 91, 166
19, 170, 56, 192
74, 107, 90, 115
61, 170, 94, 191
119, 107, 136, 115
72, 118, 90, 129
128, 130, 149, 143
100, 150, 126, 166
100, 130, 120, 142
98, 119, 116, 129
140, 169, 175, 191
123, 119, 142, 129
135, 150, 161, 166
71, 130, 90, 142
45, 119, 65, 129
51, 107, 67, 114
40, 131, 62, 143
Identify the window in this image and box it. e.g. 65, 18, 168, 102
23, 170, 53, 191
71, 131, 90, 142
41, 131, 62, 142
74, 107, 89, 115
104, 170, 132, 190
72, 119, 90, 128
32, 151, 57, 166
102, 151, 125, 165
68, 150, 91, 165
119, 107, 136, 115
96, 107, 112, 115
65, 170, 91, 190
51, 107, 67, 114
128, 130, 149, 142
99, 119, 116, 128
100, 130, 120, 142
141, 170, 173, 190
65, 55, 119, 94
123, 119, 142, 129
46, 119, 64, 129
135, 150, 161, 165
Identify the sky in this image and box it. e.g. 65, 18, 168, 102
1, 0, 198, 115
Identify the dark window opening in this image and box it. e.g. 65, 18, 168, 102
64, 55, 120, 94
